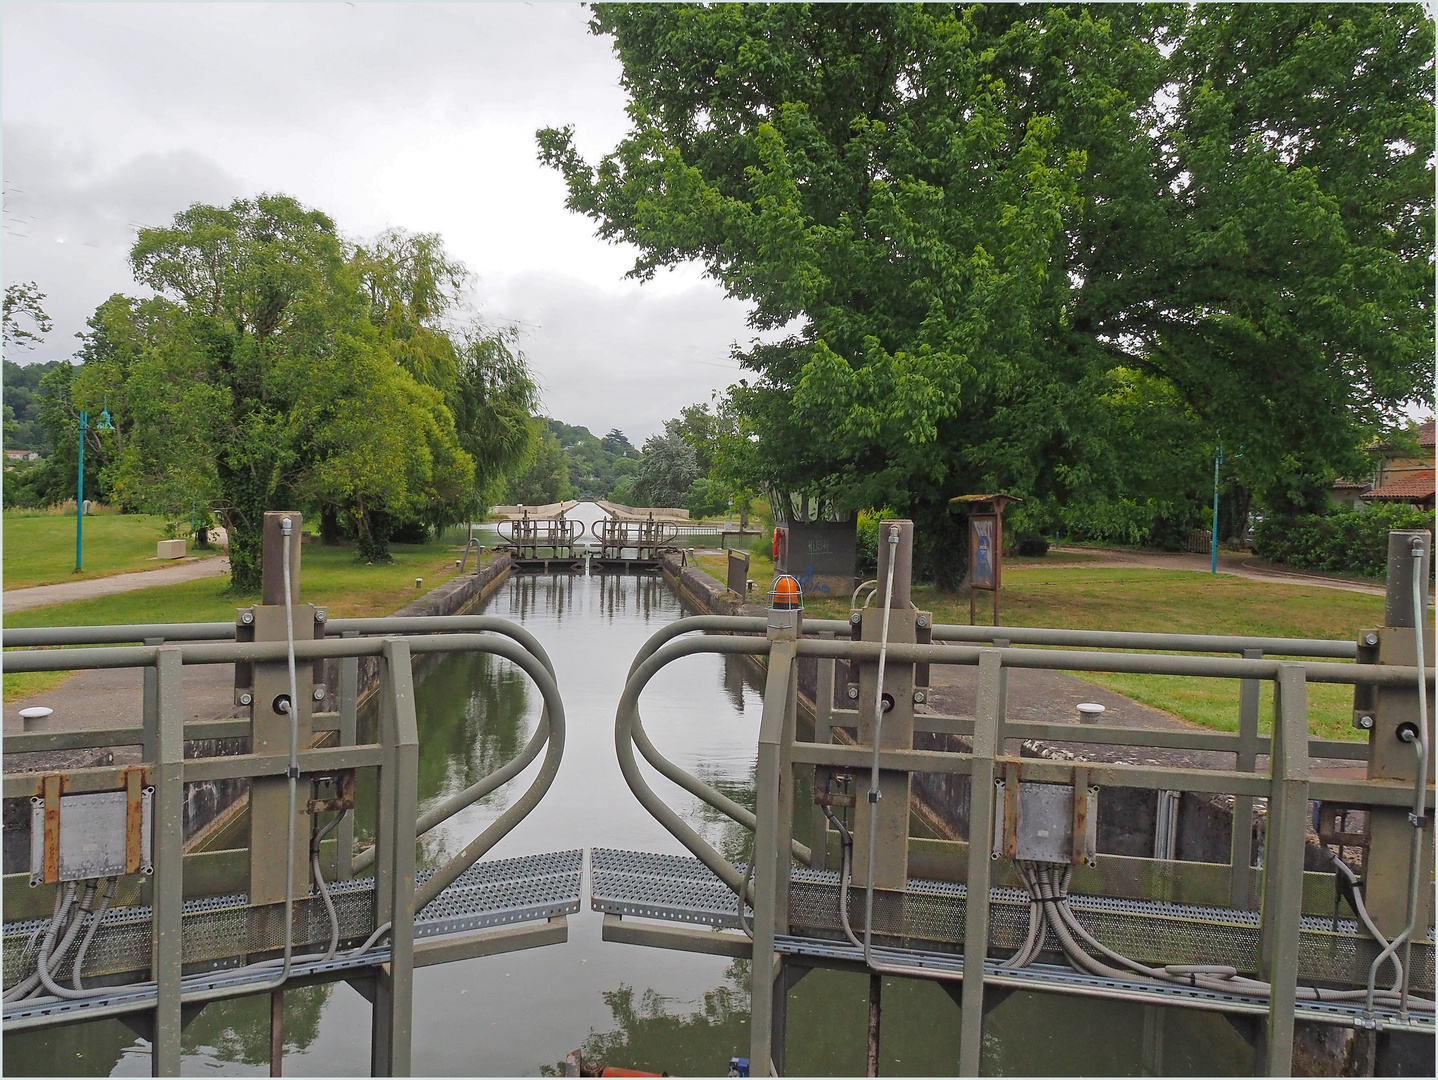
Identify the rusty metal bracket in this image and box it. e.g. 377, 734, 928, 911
42, 773, 61, 884
1002, 761, 1021, 859
307, 771, 356, 814
1071, 767, 1090, 866
124, 767, 146, 875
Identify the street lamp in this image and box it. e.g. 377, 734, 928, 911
1209, 438, 1242, 575
75, 406, 114, 572
1210, 442, 1223, 574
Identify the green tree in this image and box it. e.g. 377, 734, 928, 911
540, 3, 1433, 580
88, 195, 480, 585
2, 282, 53, 352
632, 420, 700, 507
505, 421, 574, 505
349, 228, 539, 531
550, 419, 640, 498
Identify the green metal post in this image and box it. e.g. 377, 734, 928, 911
1211, 443, 1222, 575
959, 650, 1003, 1077
372, 638, 419, 1076
810, 632, 835, 872
150, 647, 186, 1076
76, 410, 87, 572
1257, 664, 1310, 1076
750, 637, 796, 1076
1230, 648, 1263, 909
991, 637, 1010, 754
338, 631, 359, 880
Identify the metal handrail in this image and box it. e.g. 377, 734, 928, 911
2, 629, 566, 916
610, 616, 1434, 1077
794, 638, 1424, 685
616, 633, 775, 895
613, 615, 1432, 899
5, 615, 1357, 660
620, 617, 811, 868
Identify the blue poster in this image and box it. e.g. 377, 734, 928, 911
971, 518, 996, 590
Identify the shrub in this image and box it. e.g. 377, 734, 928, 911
1252, 505, 1436, 579
1014, 532, 1050, 557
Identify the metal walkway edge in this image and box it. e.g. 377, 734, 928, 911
590, 848, 1436, 1033
4, 849, 582, 1031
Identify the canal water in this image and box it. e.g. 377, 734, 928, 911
5, 568, 1254, 1076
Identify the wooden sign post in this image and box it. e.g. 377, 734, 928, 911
949, 493, 1022, 626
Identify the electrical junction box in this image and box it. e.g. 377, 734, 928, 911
993, 778, 1097, 867
30, 778, 153, 886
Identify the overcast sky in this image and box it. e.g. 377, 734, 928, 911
2, 2, 759, 442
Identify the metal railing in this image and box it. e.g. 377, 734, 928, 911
2, 618, 565, 1075
610, 614, 1434, 1076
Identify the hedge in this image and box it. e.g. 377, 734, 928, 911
1252, 504, 1435, 579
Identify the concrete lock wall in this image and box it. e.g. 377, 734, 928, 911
777, 519, 857, 600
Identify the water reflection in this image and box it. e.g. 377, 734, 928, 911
2, 570, 1260, 1076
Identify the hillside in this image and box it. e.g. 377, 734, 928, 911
548, 419, 642, 500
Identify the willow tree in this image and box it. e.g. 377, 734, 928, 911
540, 3, 1433, 578
77, 195, 535, 587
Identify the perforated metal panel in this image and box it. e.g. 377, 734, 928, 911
589, 847, 1434, 992
4, 849, 582, 989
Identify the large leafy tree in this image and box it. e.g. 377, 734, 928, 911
505, 421, 574, 506
73, 195, 534, 588
633, 420, 701, 508
540, 3, 1433, 578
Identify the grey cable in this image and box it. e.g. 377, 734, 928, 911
72, 878, 118, 990
3, 885, 67, 1002
310, 811, 345, 961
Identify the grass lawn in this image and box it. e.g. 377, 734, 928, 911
4, 540, 472, 702
2, 508, 222, 590
694, 550, 1379, 741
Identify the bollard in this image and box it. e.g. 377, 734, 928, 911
19, 706, 53, 732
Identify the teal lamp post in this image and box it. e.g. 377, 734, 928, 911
1210, 442, 1223, 574
75, 405, 115, 571
1209, 439, 1242, 575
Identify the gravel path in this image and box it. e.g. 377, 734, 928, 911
2, 555, 229, 612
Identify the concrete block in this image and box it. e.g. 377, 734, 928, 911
157, 539, 187, 559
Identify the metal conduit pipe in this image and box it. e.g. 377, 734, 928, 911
623, 618, 812, 866
792, 639, 1431, 687
616, 635, 776, 896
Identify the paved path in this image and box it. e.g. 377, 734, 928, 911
2, 555, 229, 612
1063, 546, 1391, 597
920, 663, 1362, 777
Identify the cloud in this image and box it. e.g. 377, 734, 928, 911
486, 270, 757, 443
2, 4, 771, 434
3, 126, 245, 361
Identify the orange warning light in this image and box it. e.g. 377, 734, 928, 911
770, 574, 803, 610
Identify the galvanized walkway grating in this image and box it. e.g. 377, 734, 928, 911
589, 848, 1434, 993
3, 849, 583, 1000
